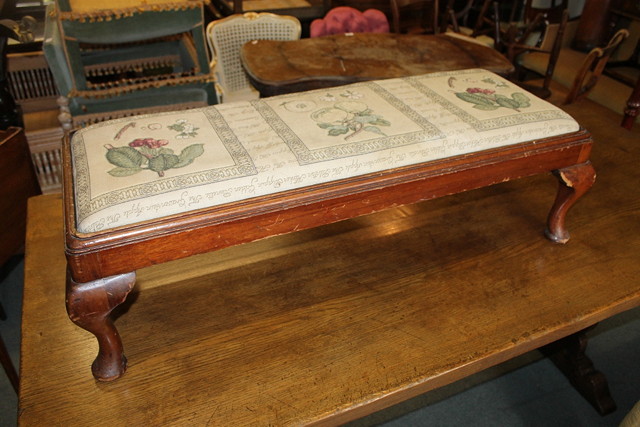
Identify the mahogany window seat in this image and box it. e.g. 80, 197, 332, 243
62, 68, 595, 381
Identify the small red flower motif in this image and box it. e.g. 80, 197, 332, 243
466, 87, 495, 95
129, 138, 169, 149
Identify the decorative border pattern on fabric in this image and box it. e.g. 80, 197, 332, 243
73, 107, 257, 225
255, 81, 444, 165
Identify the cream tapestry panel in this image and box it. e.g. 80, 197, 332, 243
71, 69, 580, 234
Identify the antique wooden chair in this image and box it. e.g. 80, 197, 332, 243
43, 0, 217, 129
390, 0, 439, 34
501, 0, 568, 54
509, 8, 570, 99
443, 0, 501, 48
206, 12, 301, 103
564, 29, 630, 104
518, 28, 630, 105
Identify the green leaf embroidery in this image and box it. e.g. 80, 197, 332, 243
108, 166, 143, 177
363, 126, 386, 135
105, 139, 204, 178
148, 153, 180, 173
106, 147, 144, 168
328, 126, 349, 136
456, 92, 495, 106
495, 95, 520, 110
456, 89, 531, 112
473, 104, 500, 111
312, 100, 391, 139
512, 92, 531, 108
174, 144, 205, 168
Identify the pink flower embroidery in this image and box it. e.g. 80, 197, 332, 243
128, 138, 169, 149
466, 87, 495, 95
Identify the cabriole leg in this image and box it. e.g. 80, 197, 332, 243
545, 162, 596, 244
66, 271, 136, 381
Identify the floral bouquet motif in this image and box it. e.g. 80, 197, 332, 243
449, 76, 531, 112
105, 138, 204, 178
311, 101, 390, 140
455, 88, 531, 112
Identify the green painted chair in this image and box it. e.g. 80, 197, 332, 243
43, 0, 217, 129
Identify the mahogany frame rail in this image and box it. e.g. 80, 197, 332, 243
63, 128, 595, 381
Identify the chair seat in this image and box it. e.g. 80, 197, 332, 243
68, 68, 579, 234
444, 29, 494, 48
60, 85, 213, 127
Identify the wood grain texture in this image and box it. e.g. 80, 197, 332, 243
240, 33, 515, 96
19, 93, 640, 425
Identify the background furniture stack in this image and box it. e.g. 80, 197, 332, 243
515, 0, 636, 116
42, 0, 217, 131
5, 50, 63, 193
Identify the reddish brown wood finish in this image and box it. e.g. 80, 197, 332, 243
545, 161, 596, 243
63, 128, 594, 381
622, 74, 640, 130
66, 272, 136, 381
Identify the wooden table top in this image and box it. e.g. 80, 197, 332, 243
18, 97, 640, 425
241, 33, 515, 96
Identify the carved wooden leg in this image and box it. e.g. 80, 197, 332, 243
66, 271, 136, 381
545, 162, 596, 244
542, 326, 616, 416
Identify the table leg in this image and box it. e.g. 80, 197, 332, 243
542, 326, 616, 415
545, 162, 596, 244
66, 271, 136, 381
621, 74, 640, 130
0, 330, 19, 393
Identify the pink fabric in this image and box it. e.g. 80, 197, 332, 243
310, 6, 390, 37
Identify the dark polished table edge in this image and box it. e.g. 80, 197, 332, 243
241, 33, 515, 98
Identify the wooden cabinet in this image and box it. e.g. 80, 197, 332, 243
572, 0, 615, 51
0, 127, 41, 265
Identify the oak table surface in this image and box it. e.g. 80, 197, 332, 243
241, 33, 515, 97
19, 100, 640, 425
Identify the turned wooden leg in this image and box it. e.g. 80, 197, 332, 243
621, 76, 640, 130
66, 271, 136, 381
545, 162, 596, 244
542, 326, 616, 415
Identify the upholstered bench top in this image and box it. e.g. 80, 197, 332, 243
70, 68, 579, 234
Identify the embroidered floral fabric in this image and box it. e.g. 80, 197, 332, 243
71, 69, 580, 233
